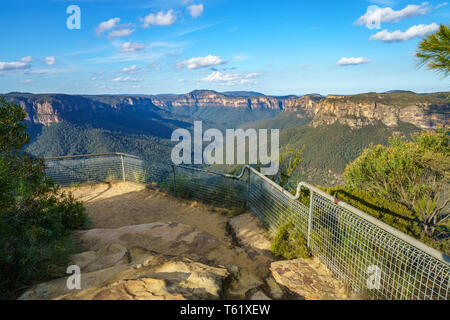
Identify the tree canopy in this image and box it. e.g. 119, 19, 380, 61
0, 97, 89, 299
416, 24, 450, 77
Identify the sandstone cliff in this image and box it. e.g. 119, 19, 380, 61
4, 90, 449, 129
150, 90, 296, 110
287, 92, 449, 130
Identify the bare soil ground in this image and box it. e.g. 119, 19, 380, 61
66, 181, 230, 241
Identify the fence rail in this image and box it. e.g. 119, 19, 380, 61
44, 152, 449, 300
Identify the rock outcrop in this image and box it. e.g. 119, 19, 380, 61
270, 258, 349, 300
306, 93, 449, 129
284, 94, 322, 115
20, 249, 232, 300
77, 222, 224, 258
151, 90, 297, 110
19, 220, 274, 300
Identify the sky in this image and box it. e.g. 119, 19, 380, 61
0, 0, 449, 96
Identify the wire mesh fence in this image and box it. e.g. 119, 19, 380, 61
44, 152, 449, 300
309, 192, 449, 300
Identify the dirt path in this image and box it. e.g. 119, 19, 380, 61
66, 181, 230, 241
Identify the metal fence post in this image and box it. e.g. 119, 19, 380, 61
120, 155, 126, 181
307, 190, 314, 248
171, 165, 176, 194
246, 169, 250, 211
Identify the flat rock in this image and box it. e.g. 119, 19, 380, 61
228, 213, 272, 251
77, 222, 223, 257
72, 243, 129, 273
270, 257, 349, 300
250, 291, 271, 300
21, 251, 231, 300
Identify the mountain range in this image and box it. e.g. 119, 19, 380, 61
3, 89, 449, 185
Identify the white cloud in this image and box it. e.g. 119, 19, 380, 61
0, 56, 32, 72
21, 56, 33, 63
20, 79, 34, 83
95, 18, 120, 35
188, 4, 204, 18
356, 3, 429, 27
200, 71, 259, 86
112, 76, 142, 82
118, 65, 142, 74
233, 54, 248, 62
177, 55, 227, 69
120, 42, 145, 52
177, 78, 185, 82
44, 56, 56, 66
337, 57, 371, 66
435, 2, 448, 9
370, 23, 439, 42
107, 28, 134, 39
142, 10, 176, 28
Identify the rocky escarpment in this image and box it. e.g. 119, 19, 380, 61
287, 92, 449, 130
4, 91, 297, 126
151, 90, 297, 111
284, 94, 323, 115
4, 90, 448, 129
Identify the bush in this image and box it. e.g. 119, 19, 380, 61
272, 223, 311, 260
0, 97, 90, 299
343, 127, 449, 238
322, 186, 449, 254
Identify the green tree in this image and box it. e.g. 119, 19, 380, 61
0, 97, 89, 299
416, 24, 450, 76
343, 128, 449, 237
274, 145, 305, 189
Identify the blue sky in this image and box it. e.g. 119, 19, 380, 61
0, 0, 448, 95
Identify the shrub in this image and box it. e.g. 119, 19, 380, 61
0, 97, 90, 299
272, 223, 311, 260
343, 127, 449, 238
322, 186, 449, 254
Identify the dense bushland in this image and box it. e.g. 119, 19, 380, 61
0, 97, 90, 299
343, 127, 449, 241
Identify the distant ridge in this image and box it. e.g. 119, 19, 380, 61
383, 90, 415, 94
221, 91, 265, 97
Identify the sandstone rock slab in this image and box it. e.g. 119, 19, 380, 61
270, 257, 349, 300
77, 222, 224, 257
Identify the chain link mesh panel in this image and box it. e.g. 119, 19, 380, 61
309, 192, 449, 300
248, 170, 309, 235
44, 153, 449, 300
45, 154, 123, 186
172, 166, 247, 209
122, 156, 173, 190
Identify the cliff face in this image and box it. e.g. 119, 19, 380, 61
150, 90, 297, 110
4, 90, 449, 130
284, 94, 322, 115
5, 91, 297, 126
288, 92, 449, 130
